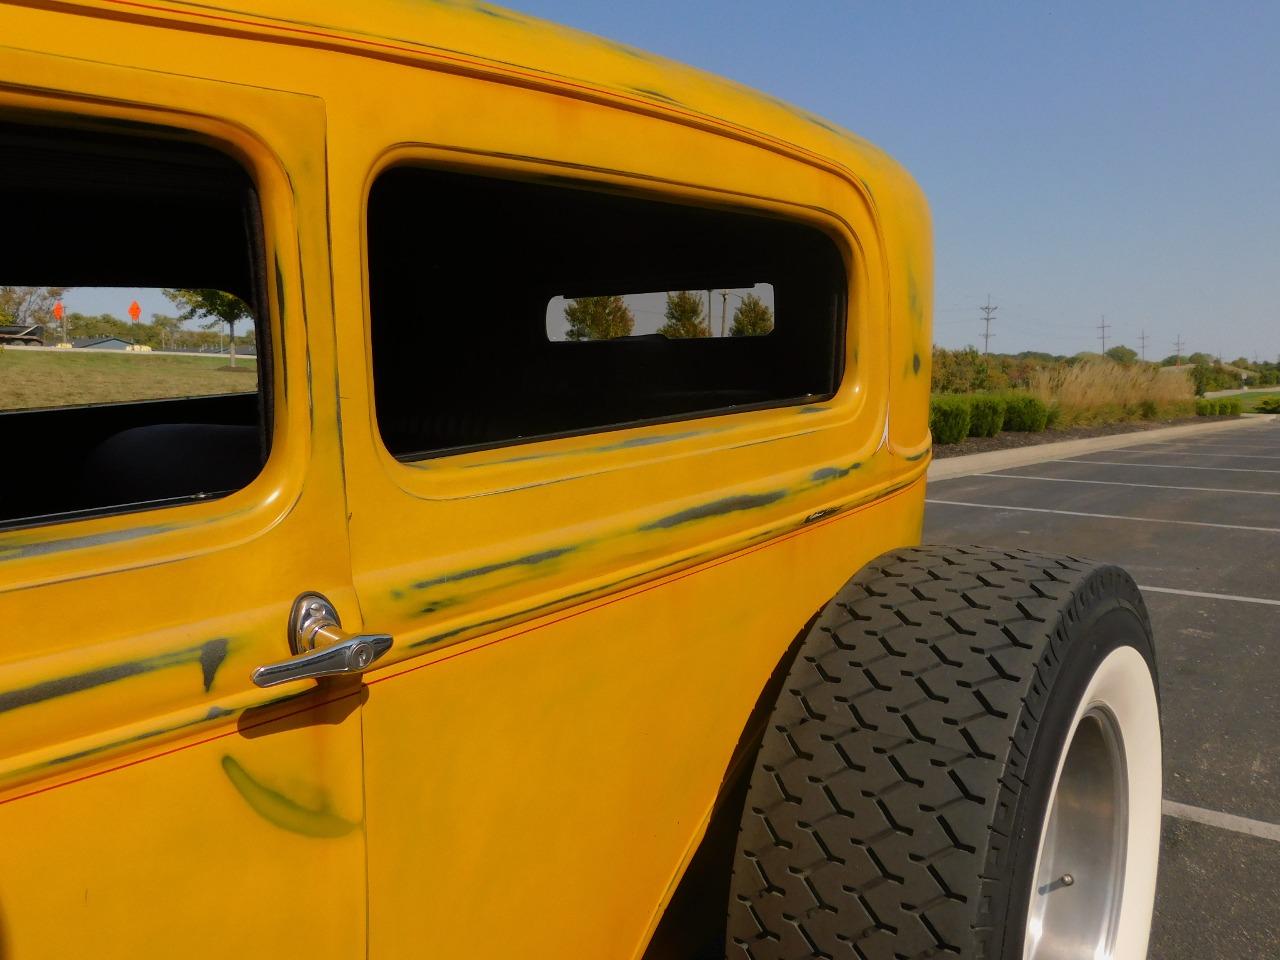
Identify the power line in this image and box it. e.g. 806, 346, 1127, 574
1097, 314, 1111, 354
980, 295, 997, 354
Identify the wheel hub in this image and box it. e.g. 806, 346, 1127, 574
1025, 707, 1129, 960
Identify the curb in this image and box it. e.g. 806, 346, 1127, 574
928, 415, 1278, 482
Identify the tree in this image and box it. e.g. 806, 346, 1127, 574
730, 293, 774, 337
65, 311, 133, 341
1190, 362, 1242, 396
658, 290, 710, 339
163, 288, 253, 366
563, 296, 635, 341
150, 313, 183, 351
0, 286, 66, 328
1105, 345, 1138, 365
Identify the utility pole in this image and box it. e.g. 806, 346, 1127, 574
720, 290, 729, 338
979, 295, 997, 354
1173, 335, 1185, 365
1097, 315, 1111, 354
1138, 329, 1149, 361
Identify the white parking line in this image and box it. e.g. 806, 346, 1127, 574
1150, 441, 1280, 451
981, 474, 1280, 496
1098, 449, 1280, 460
1058, 459, 1280, 474
925, 499, 1280, 533
1139, 585, 1280, 607
1131, 440, 1280, 451
1162, 800, 1280, 842
1152, 437, 1280, 445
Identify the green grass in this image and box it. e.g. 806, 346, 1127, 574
0, 349, 257, 410
1237, 389, 1280, 413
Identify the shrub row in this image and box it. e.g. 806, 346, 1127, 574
930, 395, 972, 445
929, 392, 1051, 445
1004, 394, 1051, 432
967, 395, 1005, 437
1196, 398, 1242, 416
930, 387, 1211, 447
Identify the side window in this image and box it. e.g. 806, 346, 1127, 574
367, 167, 845, 460
0, 121, 269, 527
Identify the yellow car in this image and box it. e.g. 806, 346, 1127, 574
0, 3, 1160, 958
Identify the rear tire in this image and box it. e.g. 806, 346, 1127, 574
726, 545, 1161, 960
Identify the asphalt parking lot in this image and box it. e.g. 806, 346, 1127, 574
925, 419, 1280, 959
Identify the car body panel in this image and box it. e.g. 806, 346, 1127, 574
0, 34, 365, 959
0, 2, 932, 956
315, 21, 930, 956
357, 484, 924, 957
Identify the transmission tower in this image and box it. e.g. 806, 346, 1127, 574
979, 295, 997, 354
1173, 335, 1185, 365
1138, 329, 1149, 361
1097, 315, 1111, 354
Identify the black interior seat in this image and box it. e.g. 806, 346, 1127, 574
82, 423, 260, 504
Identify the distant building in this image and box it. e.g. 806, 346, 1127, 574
72, 337, 132, 350
0, 323, 45, 345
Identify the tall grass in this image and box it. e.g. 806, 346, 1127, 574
1029, 360, 1194, 427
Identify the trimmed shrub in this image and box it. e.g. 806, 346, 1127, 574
1003, 393, 1050, 432
967, 394, 1006, 437
1195, 398, 1214, 416
1223, 398, 1242, 416
1257, 397, 1280, 414
930, 395, 971, 445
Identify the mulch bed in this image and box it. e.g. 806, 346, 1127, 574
932, 416, 1239, 459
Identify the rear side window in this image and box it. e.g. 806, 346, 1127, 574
0, 121, 269, 528
367, 167, 845, 460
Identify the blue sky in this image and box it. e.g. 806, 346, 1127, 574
506, 0, 1280, 362
64, 2, 1278, 362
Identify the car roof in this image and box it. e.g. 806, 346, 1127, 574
118, 0, 915, 204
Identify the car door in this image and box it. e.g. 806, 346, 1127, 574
0, 36, 365, 959
326, 62, 904, 957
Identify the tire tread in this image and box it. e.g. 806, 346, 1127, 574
726, 544, 1150, 960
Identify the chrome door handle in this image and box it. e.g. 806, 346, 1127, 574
252, 593, 393, 688
251, 634, 392, 688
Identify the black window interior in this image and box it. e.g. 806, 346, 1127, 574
0, 120, 268, 528
368, 167, 846, 460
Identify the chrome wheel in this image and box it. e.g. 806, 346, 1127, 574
1025, 707, 1128, 960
